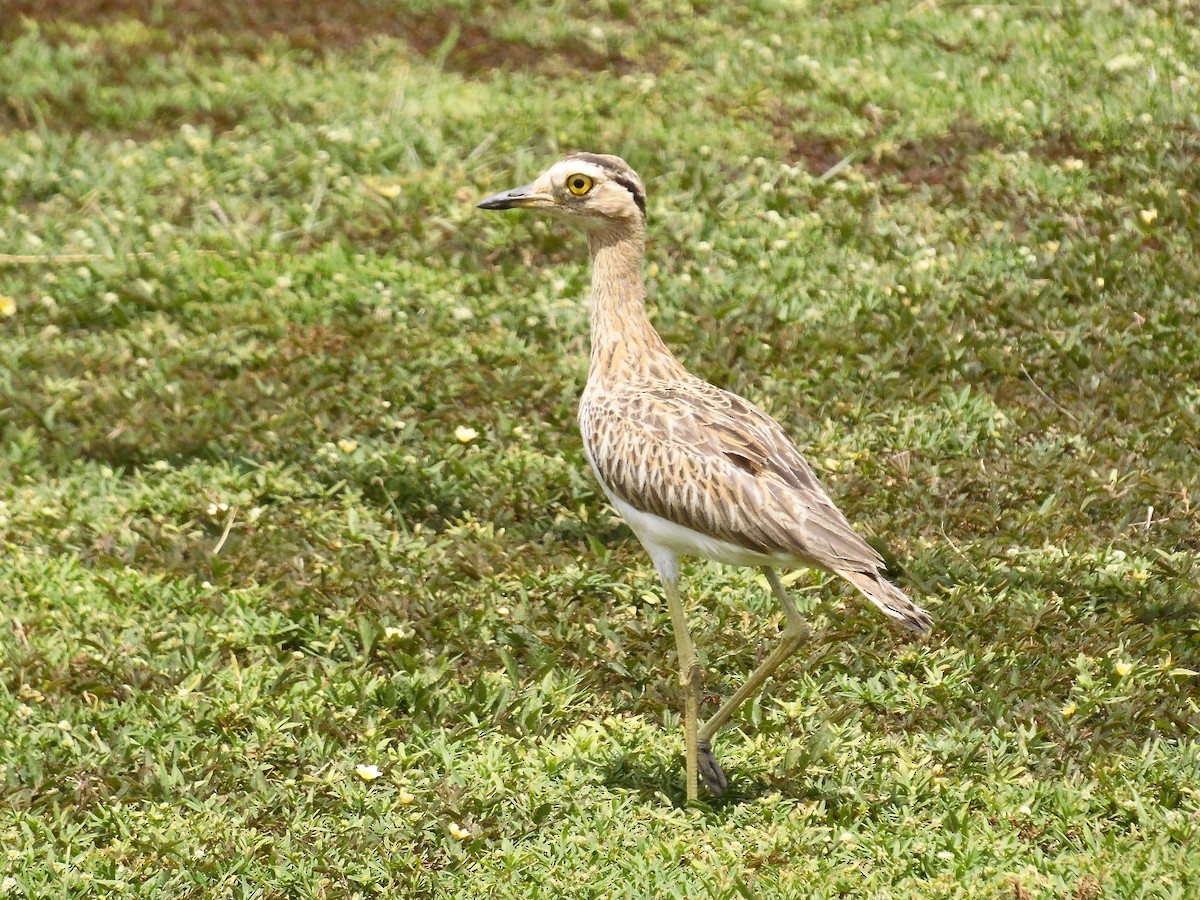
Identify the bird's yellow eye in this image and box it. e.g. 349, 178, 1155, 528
566, 174, 594, 196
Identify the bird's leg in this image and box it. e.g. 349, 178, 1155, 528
660, 576, 702, 803
698, 568, 810, 782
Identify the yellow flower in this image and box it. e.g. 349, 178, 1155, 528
454, 426, 479, 444
398, 789, 415, 805
0, 296, 15, 317
448, 822, 471, 840
354, 764, 382, 781
337, 439, 358, 454
1115, 661, 1132, 677
1139, 208, 1158, 225
364, 177, 402, 199
1061, 700, 1077, 717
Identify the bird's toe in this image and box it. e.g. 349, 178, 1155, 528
697, 740, 727, 797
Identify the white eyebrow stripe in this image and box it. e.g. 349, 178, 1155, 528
546, 160, 608, 183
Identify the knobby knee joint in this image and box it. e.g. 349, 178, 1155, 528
679, 660, 703, 689
784, 622, 810, 645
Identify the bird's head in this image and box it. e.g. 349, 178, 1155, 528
477, 152, 646, 231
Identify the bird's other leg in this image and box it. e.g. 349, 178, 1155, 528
698, 568, 810, 775
652, 552, 702, 803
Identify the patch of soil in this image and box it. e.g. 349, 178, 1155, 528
3, 1, 657, 135
861, 121, 996, 192
765, 102, 849, 175
1030, 129, 1107, 166
399, 14, 648, 77
773, 107, 995, 196
4, 0, 406, 53
787, 133, 848, 177
3, 0, 652, 76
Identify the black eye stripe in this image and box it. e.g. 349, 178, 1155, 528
610, 173, 647, 216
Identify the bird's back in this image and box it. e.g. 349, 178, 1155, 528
580, 369, 932, 633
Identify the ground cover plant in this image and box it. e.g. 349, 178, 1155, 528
2, 0, 1199, 896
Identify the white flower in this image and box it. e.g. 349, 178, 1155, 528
1105, 53, 1141, 73
454, 426, 479, 444
354, 764, 382, 781
448, 822, 471, 840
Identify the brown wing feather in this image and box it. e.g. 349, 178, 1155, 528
642, 382, 828, 495
579, 376, 885, 573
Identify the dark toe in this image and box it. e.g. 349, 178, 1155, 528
697, 741, 727, 797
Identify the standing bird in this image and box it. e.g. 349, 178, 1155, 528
478, 153, 932, 801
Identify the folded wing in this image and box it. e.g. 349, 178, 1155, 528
579, 377, 932, 633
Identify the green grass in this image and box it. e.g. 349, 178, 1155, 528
2, 0, 1199, 896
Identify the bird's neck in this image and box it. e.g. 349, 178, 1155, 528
586, 224, 682, 386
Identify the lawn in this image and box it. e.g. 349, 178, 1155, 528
1, 0, 1199, 896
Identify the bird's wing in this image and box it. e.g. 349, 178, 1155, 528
578, 378, 886, 572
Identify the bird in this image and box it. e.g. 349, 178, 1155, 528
478, 152, 932, 802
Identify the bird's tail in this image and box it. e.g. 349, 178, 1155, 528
840, 569, 932, 634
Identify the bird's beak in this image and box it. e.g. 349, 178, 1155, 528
476, 183, 554, 211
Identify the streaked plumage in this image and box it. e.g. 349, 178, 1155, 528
579, 379, 930, 632
479, 152, 931, 801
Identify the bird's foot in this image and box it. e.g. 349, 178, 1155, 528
697, 740, 727, 797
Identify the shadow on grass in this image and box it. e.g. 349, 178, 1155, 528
602, 748, 778, 809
